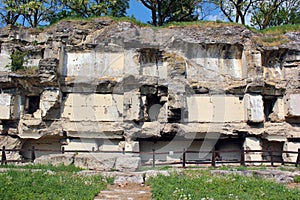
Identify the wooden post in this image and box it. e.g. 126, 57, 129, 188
61, 146, 65, 154
296, 148, 300, 167
182, 149, 186, 168
31, 146, 35, 162
270, 151, 274, 167
211, 150, 216, 167
240, 147, 245, 166
1, 146, 7, 165
152, 149, 155, 168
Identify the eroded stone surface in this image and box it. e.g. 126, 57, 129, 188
0, 19, 299, 167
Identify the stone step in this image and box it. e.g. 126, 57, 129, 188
94, 184, 152, 200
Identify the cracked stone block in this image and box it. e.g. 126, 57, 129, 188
115, 156, 141, 172
187, 96, 244, 123
244, 137, 262, 163
62, 94, 123, 121
285, 94, 300, 117
65, 52, 124, 77
244, 94, 264, 123
0, 94, 12, 119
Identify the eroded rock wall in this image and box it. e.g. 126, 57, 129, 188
0, 19, 299, 164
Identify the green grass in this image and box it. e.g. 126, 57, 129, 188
0, 163, 83, 172
260, 24, 300, 35
215, 165, 268, 171
0, 169, 108, 200
148, 170, 300, 200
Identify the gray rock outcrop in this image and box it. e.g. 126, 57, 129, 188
0, 18, 299, 168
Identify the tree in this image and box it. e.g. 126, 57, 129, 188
61, 0, 129, 18
18, 0, 61, 27
0, 0, 22, 26
139, 0, 203, 26
211, 0, 258, 25
251, 0, 299, 29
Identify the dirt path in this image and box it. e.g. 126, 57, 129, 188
94, 184, 152, 200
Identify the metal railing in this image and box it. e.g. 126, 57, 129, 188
1, 146, 300, 168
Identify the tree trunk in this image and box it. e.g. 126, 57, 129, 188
151, 1, 158, 26
33, 9, 38, 27
157, 0, 163, 26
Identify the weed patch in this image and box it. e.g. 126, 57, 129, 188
148, 170, 300, 200
0, 169, 107, 200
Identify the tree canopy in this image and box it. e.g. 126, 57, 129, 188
139, 0, 203, 26
0, 0, 299, 28
251, 0, 300, 29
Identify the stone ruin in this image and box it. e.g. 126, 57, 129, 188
0, 18, 299, 170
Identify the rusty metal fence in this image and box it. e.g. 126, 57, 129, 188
1, 146, 300, 168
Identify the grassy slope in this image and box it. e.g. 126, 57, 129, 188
0, 164, 109, 200
148, 170, 300, 200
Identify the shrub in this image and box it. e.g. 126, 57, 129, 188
6, 49, 27, 72
294, 176, 300, 183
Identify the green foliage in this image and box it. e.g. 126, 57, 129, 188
109, 16, 148, 27
148, 170, 300, 200
211, 0, 254, 25
294, 176, 300, 183
260, 24, 300, 35
0, 0, 22, 25
0, 169, 108, 200
250, 0, 300, 30
61, 0, 129, 18
6, 49, 27, 72
215, 165, 267, 171
139, 0, 202, 26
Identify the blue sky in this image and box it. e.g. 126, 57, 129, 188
126, 0, 225, 23
127, 0, 151, 23
126, 1, 252, 25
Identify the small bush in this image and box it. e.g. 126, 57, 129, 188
294, 176, 300, 183
6, 50, 27, 72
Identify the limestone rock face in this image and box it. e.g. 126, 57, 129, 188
0, 19, 299, 167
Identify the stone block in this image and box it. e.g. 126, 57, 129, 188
114, 174, 144, 185
64, 52, 124, 77
34, 154, 74, 166
282, 142, 299, 163
0, 44, 11, 72
0, 136, 22, 160
74, 153, 118, 171
63, 122, 123, 137
186, 44, 243, 80
124, 50, 140, 75
115, 156, 141, 172
269, 98, 285, 122
0, 94, 12, 119
119, 141, 140, 152
285, 94, 300, 117
187, 96, 244, 123
244, 94, 264, 123
40, 89, 60, 117
123, 91, 141, 121
62, 94, 123, 121
243, 137, 262, 163
63, 138, 98, 151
